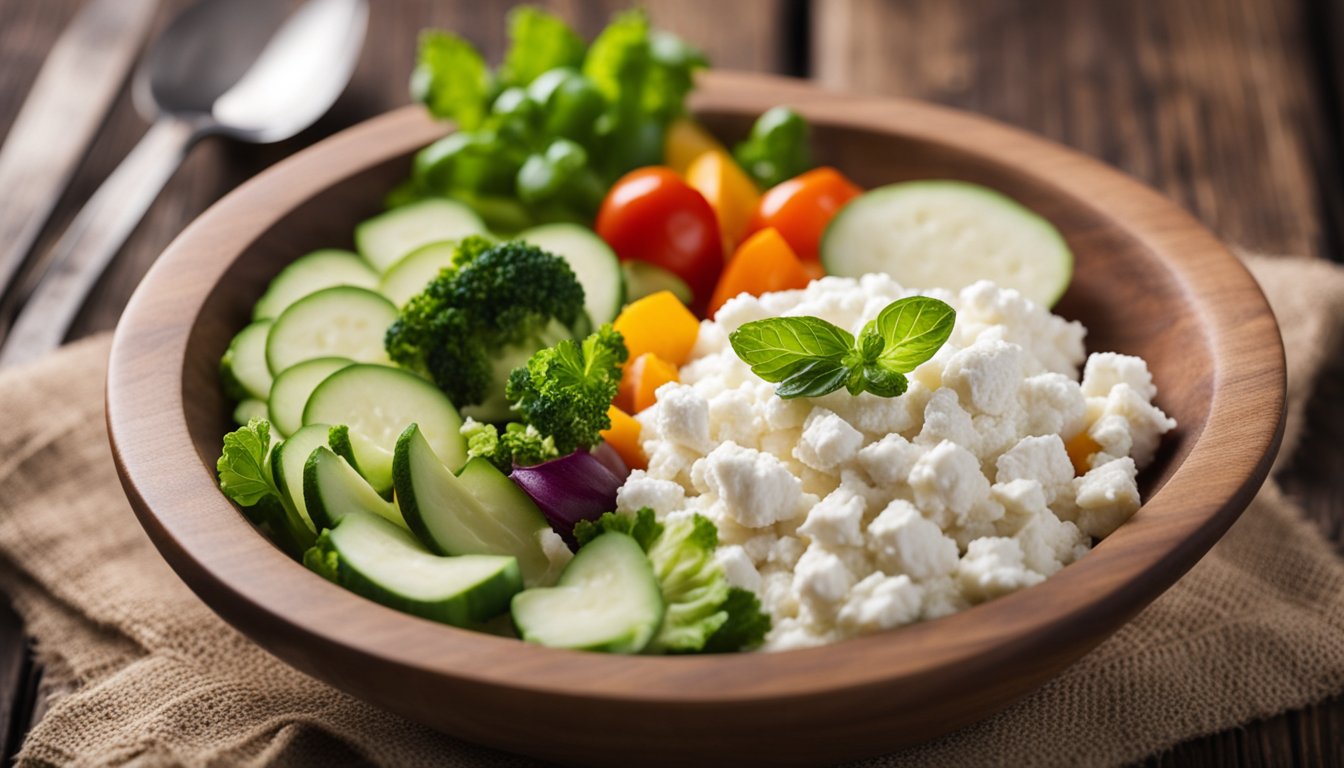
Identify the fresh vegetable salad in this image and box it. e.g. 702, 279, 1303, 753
216, 8, 1172, 655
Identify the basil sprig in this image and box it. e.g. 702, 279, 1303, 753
729, 296, 955, 399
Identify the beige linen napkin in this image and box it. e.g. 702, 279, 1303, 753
2, 255, 1343, 768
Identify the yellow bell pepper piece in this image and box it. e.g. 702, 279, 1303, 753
664, 117, 727, 175
686, 149, 761, 257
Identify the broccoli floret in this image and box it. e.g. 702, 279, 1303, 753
505, 324, 627, 455
385, 238, 587, 409
461, 418, 558, 472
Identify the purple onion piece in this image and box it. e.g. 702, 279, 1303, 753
511, 449, 623, 549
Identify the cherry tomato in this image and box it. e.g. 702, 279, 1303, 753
747, 167, 862, 262
596, 167, 723, 310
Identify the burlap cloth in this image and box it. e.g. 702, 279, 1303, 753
2, 255, 1343, 768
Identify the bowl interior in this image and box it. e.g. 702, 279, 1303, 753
185, 111, 1200, 504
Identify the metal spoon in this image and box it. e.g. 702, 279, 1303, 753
0, 0, 369, 367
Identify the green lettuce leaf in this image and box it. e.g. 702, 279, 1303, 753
411, 31, 491, 129
499, 7, 586, 88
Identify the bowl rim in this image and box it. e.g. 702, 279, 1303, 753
107, 71, 1284, 707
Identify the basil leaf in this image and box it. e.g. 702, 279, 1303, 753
868, 296, 957, 372
862, 364, 909, 398
775, 359, 851, 399
729, 317, 854, 382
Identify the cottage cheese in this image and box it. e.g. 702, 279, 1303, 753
617, 275, 1175, 651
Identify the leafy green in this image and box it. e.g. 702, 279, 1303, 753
384, 240, 586, 409
729, 296, 957, 399
498, 7, 586, 88
733, 106, 812, 188
411, 31, 490, 129
574, 508, 664, 551
218, 419, 280, 506
403, 10, 706, 230
217, 420, 315, 556
461, 418, 559, 473
702, 587, 772, 653
505, 324, 627, 454
574, 508, 770, 653
583, 10, 707, 179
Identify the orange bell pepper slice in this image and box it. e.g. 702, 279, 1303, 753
708, 228, 814, 317
615, 352, 680, 414
612, 290, 700, 367
601, 405, 646, 470
686, 149, 761, 256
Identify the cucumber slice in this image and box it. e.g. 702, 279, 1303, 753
265, 286, 397, 375
518, 223, 624, 325
253, 249, 379, 321
621, 261, 693, 306
302, 364, 467, 471
511, 532, 663, 653
267, 357, 352, 437
394, 424, 557, 588
272, 423, 330, 532
379, 240, 459, 307
821, 180, 1074, 307
304, 511, 521, 627
329, 424, 394, 499
221, 320, 273, 400
303, 446, 405, 531
355, 198, 487, 273
232, 398, 269, 427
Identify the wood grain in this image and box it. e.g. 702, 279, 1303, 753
105, 83, 1283, 766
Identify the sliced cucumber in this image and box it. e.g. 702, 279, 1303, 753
272, 423, 330, 532
355, 198, 487, 273
518, 223, 624, 325
253, 249, 379, 321
304, 511, 521, 627
379, 240, 459, 307
303, 446, 405, 531
511, 532, 663, 653
221, 320, 274, 400
267, 357, 351, 437
821, 180, 1074, 307
329, 424, 394, 499
232, 398, 269, 427
265, 286, 397, 375
394, 424, 556, 588
302, 364, 467, 471
621, 261, 693, 306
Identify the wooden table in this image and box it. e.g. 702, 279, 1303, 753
1, 0, 1341, 764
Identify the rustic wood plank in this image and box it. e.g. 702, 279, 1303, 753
813, 0, 1335, 262
814, 2, 1344, 765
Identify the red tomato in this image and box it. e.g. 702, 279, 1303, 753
596, 167, 724, 310
747, 167, 862, 262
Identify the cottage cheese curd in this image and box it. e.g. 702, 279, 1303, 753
616, 275, 1176, 651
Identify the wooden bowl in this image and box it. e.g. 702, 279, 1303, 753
106, 72, 1284, 766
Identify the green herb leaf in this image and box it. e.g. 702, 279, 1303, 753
411, 31, 491, 129
776, 358, 851, 398
729, 296, 954, 401
217, 419, 279, 507
728, 316, 853, 382
498, 7, 586, 89
865, 296, 957, 372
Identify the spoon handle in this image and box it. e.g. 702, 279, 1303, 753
0, 117, 198, 369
